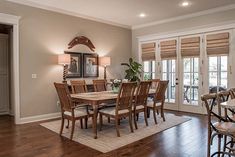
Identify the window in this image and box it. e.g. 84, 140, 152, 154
162, 59, 176, 103
183, 57, 199, 105
143, 61, 155, 80
208, 56, 228, 92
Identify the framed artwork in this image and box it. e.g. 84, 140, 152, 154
83, 53, 99, 77
65, 51, 82, 78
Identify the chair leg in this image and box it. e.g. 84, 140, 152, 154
156, 109, 159, 115
134, 112, 138, 130
115, 117, 120, 137
70, 120, 75, 140
136, 113, 139, 121
99, 114, 103, 131
218, 135, 222, 157
80, 119, 83, 129
153, 109, 157, 124
129, 114, 134, 133
108, 117, 111, 123
144, 108, 148, 126
160, 107, 165, 121
85, 117, 88, 129
66, 119, 69, 128
60, 117, 65, 135
207, 129, 212, 157
222, 135, 227, 157
147, 108, 150, 118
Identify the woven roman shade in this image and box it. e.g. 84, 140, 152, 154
206, 32, 229, 55
181, 36, 200, 57
160, 40, 177, 59
141, 42, 156, 61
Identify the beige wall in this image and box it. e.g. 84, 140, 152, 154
132, 9, 235, 60
0, 1, 132, 117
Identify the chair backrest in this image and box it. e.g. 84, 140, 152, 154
230, 88, 235, 99
150, 79, 160, 89
70, 80, 87, 94
116, 82, 137, 112
154, 80, 169, 102
54, 82, 73, 112
93, 79, 107, 92
201, 93, 226, 129
135, 81, 152, 107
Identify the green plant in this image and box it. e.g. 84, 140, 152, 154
121, 58, 142, 82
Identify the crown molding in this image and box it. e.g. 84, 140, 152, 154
6, 0, 131, 29
132, 4, 235, 30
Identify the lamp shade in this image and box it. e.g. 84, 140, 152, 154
99, 57, 111, 66
58, 54, 70, 65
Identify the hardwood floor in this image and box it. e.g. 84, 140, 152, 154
0, 111, 215, 157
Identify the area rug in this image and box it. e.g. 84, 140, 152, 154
41, 114, 190, 153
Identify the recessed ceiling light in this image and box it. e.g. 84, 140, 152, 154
139, 13, 146, 18
181, 1, 190, 7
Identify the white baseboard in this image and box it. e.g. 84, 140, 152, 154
19, 112, 61, 124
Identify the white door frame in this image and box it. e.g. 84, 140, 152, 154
0, 13, 21, 124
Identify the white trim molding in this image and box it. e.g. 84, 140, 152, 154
138, 20, 235, 42
20, 112, 61, 124
0, 13, 21, 124
6, 0, 131, 29
133, 4, 235, 30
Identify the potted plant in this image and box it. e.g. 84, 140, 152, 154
121, 58, 142, 82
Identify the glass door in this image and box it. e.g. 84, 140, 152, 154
208, 55, 228, 93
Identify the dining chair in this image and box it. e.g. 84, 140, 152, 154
54, 82, 93, 140
99, 82, 137, 137
70, 80, 89, 129
93, 79, 107, 92
230, 88, 235, 99
70, 80, 88, 94
201, 93, 235, 157
147, 80, 169, 124
133, 81, 152, 129
150, 79, 160, 89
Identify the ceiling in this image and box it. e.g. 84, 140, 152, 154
7, 0, 235, 29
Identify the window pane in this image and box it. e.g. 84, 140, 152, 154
209, 57, 217, 71
144, 61, 149, 72
144, 73, 150, 80
152, 73, 155, 79
162, 60, 167, 72
209, 72, 218, 87
183, 73, 190, 85
162, 73, 167, 80
221, 56, 228, 71
193, 58, 199, 72
193, 73, 199, 86
220, 72, 227, 88
152, 61, 155, 72
184, 58, 190, 72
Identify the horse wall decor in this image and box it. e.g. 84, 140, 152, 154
68, 36, 95, 52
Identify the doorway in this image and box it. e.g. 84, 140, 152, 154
0, 24, 13, 116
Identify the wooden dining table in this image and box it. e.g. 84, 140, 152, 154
71, 89, 156, 139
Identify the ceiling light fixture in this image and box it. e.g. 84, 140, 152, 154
181, 1, 190, 7
139, 13, 146, 18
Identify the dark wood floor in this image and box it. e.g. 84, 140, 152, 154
0, 111, 214, 157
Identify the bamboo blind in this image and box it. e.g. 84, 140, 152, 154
181, 36, 200, 57
141, 42, 156, 61
206, 32, 229, 55
160, 39, 177, 59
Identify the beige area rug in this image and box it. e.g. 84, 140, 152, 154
41, 114, 190, 153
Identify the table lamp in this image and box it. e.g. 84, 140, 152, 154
58, 54, 71, 83
99, 56, 111, 80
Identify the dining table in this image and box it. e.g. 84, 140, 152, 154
71, 89, 156, 139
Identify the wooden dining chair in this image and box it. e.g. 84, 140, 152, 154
70, 80, 89, 128
150, 79, 160, 89
70, 80, 88, 94
99, 82, 137, 137
93, 79, 107, 92
133, 81, 152, 129
230, 88, 235, 99
201, 93, 235, 157
54, 82, 93, 140
147, 80, 169, 124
